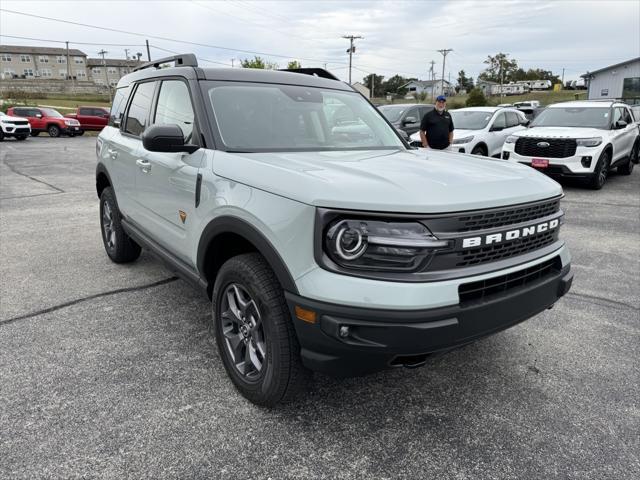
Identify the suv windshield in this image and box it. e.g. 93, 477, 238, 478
205, 82, 405, 152
531, 107, 610, 129
378, 105, 409, 123
41, 108, 63, 118
449, 110, 493, 130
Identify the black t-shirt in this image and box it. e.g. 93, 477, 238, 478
420, 109, 454, 149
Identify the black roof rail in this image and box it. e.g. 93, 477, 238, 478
133, 53, 198, 72
278, 68, 340, 81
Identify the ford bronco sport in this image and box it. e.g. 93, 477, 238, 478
96, 54, 573, 406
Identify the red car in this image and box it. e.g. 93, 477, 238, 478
6, 106, 82, 137
65, 106, 110, 133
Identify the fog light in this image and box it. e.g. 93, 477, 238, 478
339, 326, 350, 338
502, 151, 510, 160
581, 156, 592, 168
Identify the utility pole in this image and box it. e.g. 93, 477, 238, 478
437, 49, 453, 98
65, 41, 71, 81
429, 60, 436, 102
145, 40, 151, 61
561, 67, 565, 88
124, 48, 130, 60
99, 49, 112, 103
231, 58, 235, 68
342, 35, 363, 84
370, 73, 374, 99
500, 58, 504, 101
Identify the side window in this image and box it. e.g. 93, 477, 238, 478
405, 107, 419, 123
30, 109, 42, 117
612, 108, 623, 126
124, 82, 155, 136
79, 108, 92, 115
109, 85, 132, 127
153, 80, 195, 140
492, 112, 506, 129
13, 108, 27, 116
506, 111, 520, 127
622, 108, 633, 124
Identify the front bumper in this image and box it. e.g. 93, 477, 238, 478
63, 125, 82, 134
502, 145, 604, 177
286, 262, 572, 377
1, 125, 31, 136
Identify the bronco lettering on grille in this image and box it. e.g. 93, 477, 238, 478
461, 219, 560, 248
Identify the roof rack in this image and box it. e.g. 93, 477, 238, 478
133, 53, 198, 72
278, 68, 339, 81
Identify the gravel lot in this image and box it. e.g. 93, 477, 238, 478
1, 136, 638, 479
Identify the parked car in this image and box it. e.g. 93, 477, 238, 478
378, 103, 433, 136
96, 54, 572, 406
513, 101, 541, 109
65, 106, 110, 134
6, 106, 82, 137
0, 110, 31, 141
410, 107, 528, 156
501, 100, 639, 189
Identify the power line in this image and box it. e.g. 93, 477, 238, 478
0, 33, 146, 47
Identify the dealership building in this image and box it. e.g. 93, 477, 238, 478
583, 57, 640, 104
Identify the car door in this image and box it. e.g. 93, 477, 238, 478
111, 81, 156, 217
610, 107, 633, 162
133, 78, 204, 263
401, 107, 421, 136
486, 111, 507, 156
77, 107, 92, 128
621, 107, 637, 156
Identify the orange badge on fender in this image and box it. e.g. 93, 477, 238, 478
178, 210, 187, 224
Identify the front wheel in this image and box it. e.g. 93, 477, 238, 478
587, 150, 611, 190
48, 125, 61, 137
212, 253, 309, 406
31, 131, 40, 137
618, 142, 638, 175
471, 145, 487, 156
16, 135, 27, 141
76, 130, 85, 136
99, 187, 141, 263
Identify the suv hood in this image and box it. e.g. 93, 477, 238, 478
0, 114, 29, 122
515, 126, 608, 139
213, 149, 562, 213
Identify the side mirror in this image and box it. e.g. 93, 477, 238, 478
35, 113, 43, 118
490, 125, 504, 132
520, 119, 530, 126
615, 120, 627, 129
141, 124, 199, 154
103, 113, 110, 118
403, 116, 417, 125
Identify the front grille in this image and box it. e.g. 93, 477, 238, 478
15, 127, 30, 133
452, 198, 560, 233
456, 230, 556, 267
13, 121, 29, 126
515, 137, 577, 158
458, 257, 561, 304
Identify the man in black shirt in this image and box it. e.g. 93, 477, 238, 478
419, 95, 454, 149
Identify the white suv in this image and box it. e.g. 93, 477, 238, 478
501, 101, 640, 189
410, 107, 528, 157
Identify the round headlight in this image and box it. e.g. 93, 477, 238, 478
334, 223, 367, 260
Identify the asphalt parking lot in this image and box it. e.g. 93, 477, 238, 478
1, 136, 639, 479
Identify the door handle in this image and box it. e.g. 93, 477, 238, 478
136, 159, 151, 172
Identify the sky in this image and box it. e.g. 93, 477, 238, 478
0, 0, 638, 84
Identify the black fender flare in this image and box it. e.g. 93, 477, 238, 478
197, 216, 299, 294
95, 162, 114, 198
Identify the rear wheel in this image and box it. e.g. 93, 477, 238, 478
0, 130, 4, 141
31, 131, 40, 137
212, 253, 309, 407
77, 130, 85, 136
48, 125, 61, 138
99, 187, 141, 263
618, 141, 638, 175
587, 150, 611, 190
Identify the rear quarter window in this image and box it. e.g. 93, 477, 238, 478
109, 85, 132, 127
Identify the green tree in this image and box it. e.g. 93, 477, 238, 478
382, 74, 410, 95
456, 70, 474, 92
362, 73, 385, 96
479, 53, 519, 83
287, 60, 302, 69
241, 56, 278, 69
466, 88, 487, 107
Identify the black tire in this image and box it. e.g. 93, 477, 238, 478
211, 253, 309, 406
48, 125, 61, 138
99, 187, 141, 263
617, 152, 635, 175
471, 144, 487, 156
16, 135, 27, 141
0, 130, 4, 141
77, 130, 85, 136
31, 131, 40, 137
587, 150, 611, 190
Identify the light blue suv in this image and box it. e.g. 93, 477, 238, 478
96, 54, 573, 406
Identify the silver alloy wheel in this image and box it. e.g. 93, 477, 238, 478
102, 201, 116, 249
220, 283, 266, 380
